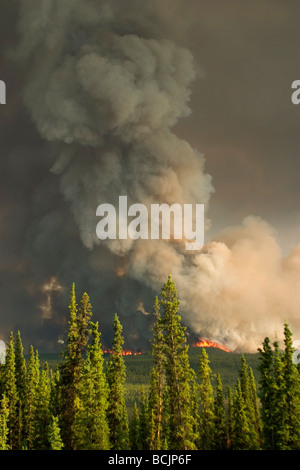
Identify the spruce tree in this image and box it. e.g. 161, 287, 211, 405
24, 346, 40, 450
259, 324, 300, 450
232, 379, 252, 450
190, 378, 200, 450
48, 415, 63, 450
14, 331, 26, 449
227, 386, 234, 449
73, 321, 110, 450
197, 348, 215, 450
0, 394, 9, 450
139, 388, 149, 450
148, 297, 167, 450
159, 275, 196, 450
33, 363, 51, 449
106, 314, 129, 450
58, 285, 92, 449
258, 336, 275, 449
3, 332, 18, 450
213, 374, 227, 450
239, 355, 261, 449
14, 331, 26, 399
239, 355, 251, 408
248, 366, 262, 447
49, 367, 60, 419
272, 339, 286, 449
129, 403, 140, 450
281, 322, 300, 449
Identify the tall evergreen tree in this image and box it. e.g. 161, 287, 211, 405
14, 331, 26, 449
259, 325, 300, 450
14, 331, 26, 399
227, 386, 234, 449
106, 314, 129, 450
73, 321, 110, 450
33, 363, 51, 449
129, 403, 140, 450
139, 388, 149, 450
148, 297, 167, 450
24, 346, 40, 450
258, 336, 275, 449
48, 416, 63, 450
281, 322, 300, 449
239, 355, 251, 408
248, 367, 262, 447
159, 275, 196, 450
49, 367, 60, 419
190, 378, 200, 450
197, 348, 215, 450
232, 379, 252, 450
58, 285, 92, 449
239, 355, 261, 449
3, 332, 18, 450
213, 374, 227, 450
0, 394, 9, 450
271, 339, 286, 449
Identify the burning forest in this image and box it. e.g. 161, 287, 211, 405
0, 0, 300, 359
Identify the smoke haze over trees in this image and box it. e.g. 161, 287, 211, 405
0, 277, 300, 451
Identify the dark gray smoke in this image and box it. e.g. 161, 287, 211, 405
0, 0, 213, 352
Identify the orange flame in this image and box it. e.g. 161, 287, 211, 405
194, 339, 230, 352
103, 349, 143, 356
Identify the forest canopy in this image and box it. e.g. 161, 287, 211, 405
0, 275, 299, 451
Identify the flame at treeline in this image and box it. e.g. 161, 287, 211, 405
103, 349, 143, 356
102, 338, 230, 356
194, 339, 230, 353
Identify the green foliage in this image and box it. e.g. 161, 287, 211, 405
212, 374, 227, 450
3, 332, 18, 450
159, 275, 197, 450
1, 279, 300, 451
197, 348, 215, 449
73, 322, 110, 450
148, 296, 166, 450
33, 363, 51, 450
48, 416, 63, 450
227, 386, 234, 449
106, 314, 129, 450
232, 379, 252, 450
0, 394, 9, 450
129, 403, 140, 450
58, 285, 93, 449
24, 346, 40, 450
239, 355, 261, 449
258, 323, 300, 450
281, 322, 300, 449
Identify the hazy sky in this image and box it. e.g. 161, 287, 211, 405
171, 1, 300, 252
0, 1, 300, 352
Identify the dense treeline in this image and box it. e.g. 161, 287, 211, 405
0, 275, 300, 450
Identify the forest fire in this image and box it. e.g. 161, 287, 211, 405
194, 339, 230, 353
103, 349, 143, 356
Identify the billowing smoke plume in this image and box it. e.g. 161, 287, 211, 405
2, 0, 300, 352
